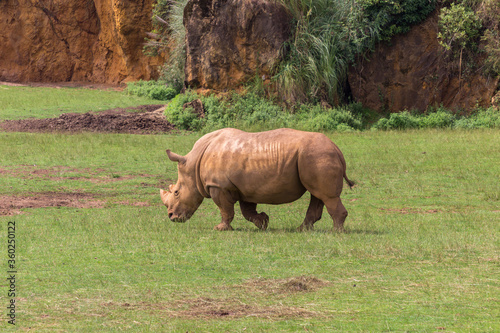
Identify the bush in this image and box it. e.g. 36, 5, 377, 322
296, 104, 363, 132
420, 110, 456, 128
126, 80, 178, 101
164, 91, 500, 132
438, 3, 482, 53
164, 91, 206, 130
372, 111, 420, 130
164, 91, 364, 132
372, 107, 500, 130
454, 108, 500, 129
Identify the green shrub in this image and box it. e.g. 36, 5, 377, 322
164, 91, 364, 132
372, 111, 420, 130
438, 3, 483, 53
164, 91, 205, 130
372, 107, 500, 130
420, 110, 456, 128
454, 108, 500, 129
361, 0, 437, 41
295, 104, 363, 132
126, 80, 178, 101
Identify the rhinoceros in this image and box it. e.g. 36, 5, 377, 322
160, 128, 354, 231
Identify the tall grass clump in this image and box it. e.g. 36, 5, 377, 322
275, 0, 437, 105
144, 0, 188, 92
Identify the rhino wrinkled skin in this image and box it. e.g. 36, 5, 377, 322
160, 128, 354, 231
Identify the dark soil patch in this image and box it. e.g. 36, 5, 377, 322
0, 105, 175, 134
0, 192, 105, 216
0, 165, 158, 184
104, 297, 320, 319
0, 191, 152, 216
169, 297, 318, 319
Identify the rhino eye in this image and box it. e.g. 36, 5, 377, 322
174, 190, 180, 196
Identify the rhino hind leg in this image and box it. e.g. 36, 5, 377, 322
240, 201, 269, 231
209, 187, 235, 231
297, 195, 324, 231
323, 197, 348, 232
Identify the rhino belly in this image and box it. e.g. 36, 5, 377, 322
230, 171, 307, 204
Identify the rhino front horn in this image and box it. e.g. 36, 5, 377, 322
160, 189, 169, 205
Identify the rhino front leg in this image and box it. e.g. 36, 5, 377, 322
240, 201, 269, 231
297, 195, 324, 231
209, 187, 235, 231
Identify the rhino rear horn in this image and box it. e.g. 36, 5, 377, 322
166, 149, 186, 164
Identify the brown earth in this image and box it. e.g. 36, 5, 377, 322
0, 192, 105, 216
0, 105, 174, 134
184, 0, 291, 91
0, 192, 153, 216
0, 0, 163, 84
0, 165, 159, 184
0, 165, 160, 216
348, 11, 499, 112
102, 276, 328, 319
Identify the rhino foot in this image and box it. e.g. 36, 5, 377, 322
253, 213, 269, 231
333, 225, 346, 233
297, 223, 314, 232
214, 222, 234, 231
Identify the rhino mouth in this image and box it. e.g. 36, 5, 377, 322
168, 213, 190, 223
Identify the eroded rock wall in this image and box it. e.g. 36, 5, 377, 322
348, 11, 499, 112
183, 0, 291, 91
0, 0, 162, 84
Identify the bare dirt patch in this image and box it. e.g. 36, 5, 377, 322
380, 207, 440, 214
169, 297, 319, 319
0, 192, 105, 216
0, 105, 175, 134
101, 276, 329, 319
238, 276, 330, 295
104, 297, 320, 319
0, 165, 158, 184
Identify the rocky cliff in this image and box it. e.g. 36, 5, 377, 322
348, 11, 499, 112
0, 0, 162, 84
183, 0, 290, 91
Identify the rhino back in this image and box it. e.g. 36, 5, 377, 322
197, 128, 342, 204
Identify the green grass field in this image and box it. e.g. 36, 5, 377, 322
0, 127, 498, 331
0, 85, 159, 120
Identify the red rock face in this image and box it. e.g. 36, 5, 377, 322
0, 0, 163, 84
348, 11, 498, 112
183, 0, 291, 91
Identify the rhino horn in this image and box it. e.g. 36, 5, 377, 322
166, 149, 186, 164
160, 189, 169, 205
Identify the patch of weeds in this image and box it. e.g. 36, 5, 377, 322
372, 107, 500, 130
125, 80, 179, 101
165, 91, 365, 132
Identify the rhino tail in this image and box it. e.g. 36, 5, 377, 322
344, 172, 355, 189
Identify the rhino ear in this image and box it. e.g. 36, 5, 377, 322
160, 189, 169, 205
166, 149, 186, 165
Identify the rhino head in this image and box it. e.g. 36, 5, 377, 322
160, 150, 204, 222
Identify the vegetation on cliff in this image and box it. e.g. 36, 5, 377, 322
138, 0, 500, 129
274, 0, 437, 105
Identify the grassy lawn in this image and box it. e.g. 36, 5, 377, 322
0, 85, 160, 120
0, 129, 498, 331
